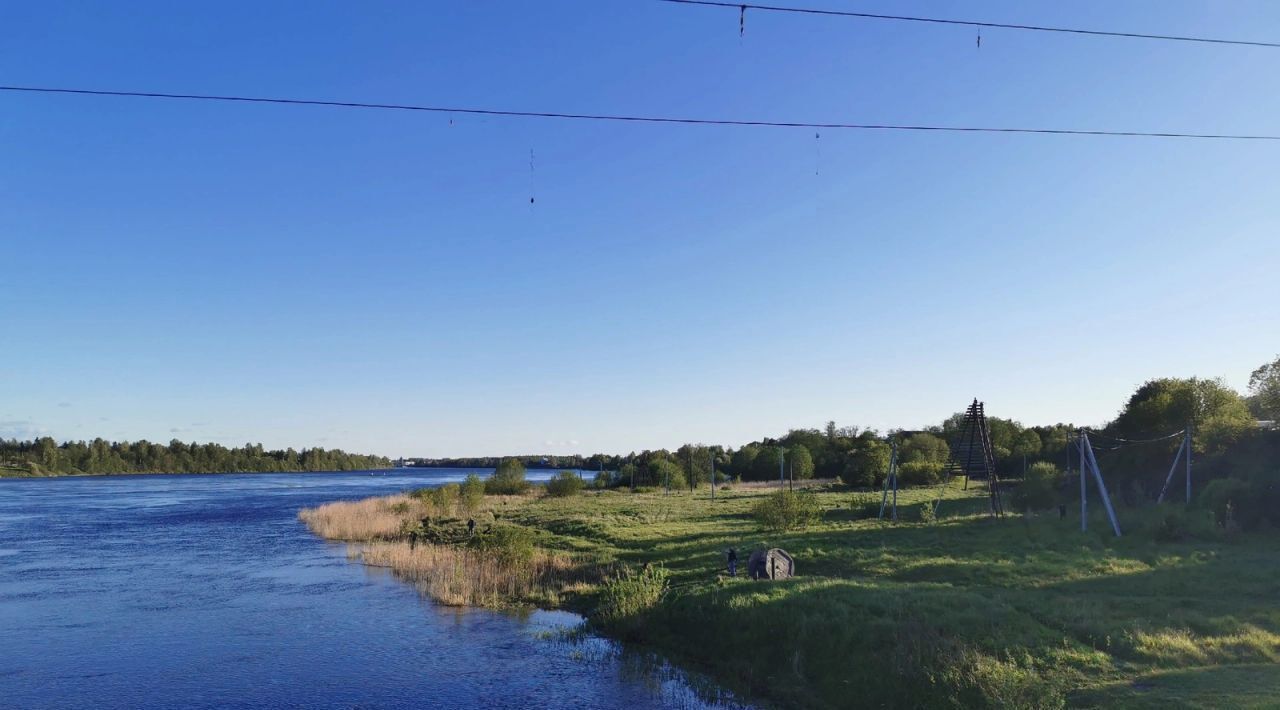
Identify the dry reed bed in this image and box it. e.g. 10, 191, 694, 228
298, 494, 428, 540
356, 541, 589, 607
300, 493, 592, 608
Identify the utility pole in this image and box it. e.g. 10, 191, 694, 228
1079, 432, 1087, 532
710, 450, 716, 502
778, 447, 786, 489
1186, 424, 1193, 503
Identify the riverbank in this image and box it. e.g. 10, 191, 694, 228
300, 482, 1280, 709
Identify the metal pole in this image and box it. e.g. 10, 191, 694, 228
779, 448, 785, 489
1185, 426, 1193, 503
891, 456, 898, 522
1156, 434, 1185, 503
878, 441, 894, 520
1083, 433, 1122, 537
1079, 433, 1087, 532
710, 451, 716, 502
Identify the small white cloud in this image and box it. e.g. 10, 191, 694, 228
0, 420, 48, 440
57, 402, 72, 408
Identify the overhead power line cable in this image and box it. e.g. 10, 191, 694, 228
1082, 429, 1186, 445
658, 0, 1280, 49
4, 85, 1280, 142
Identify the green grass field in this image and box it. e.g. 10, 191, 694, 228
491, 482, 1280, 708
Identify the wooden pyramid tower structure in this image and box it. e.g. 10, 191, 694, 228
941, 399, 1004, 516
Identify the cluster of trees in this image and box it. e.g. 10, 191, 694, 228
586, 355, 1280, 509
0, 437, 391, 475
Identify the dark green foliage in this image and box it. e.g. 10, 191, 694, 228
729, 445, 759, 479
617, 463, 638, 488
486, 458, 530, 495
546, 470, 585, 497
1200, 477, 1271, 531
460, 473, 486, 513
752, 490, 822, 531
0, 436, 390, 475
595, 564, 670, 636
469, 524, 536, 564
788, 444, 815, 480
1012, 462, 1062, 511
900, 432, 950, 466
898, 461, 944, 486
648, 459, 686, 490
1248, 355, 1280, 421
750, 446, 784, 481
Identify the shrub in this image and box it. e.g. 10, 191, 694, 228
425, 483, 460, 517
546, 470, 585, 497
898, 461, 944, 486
850, 492, 881, 519
617, 463, 638, 488
592, 469, 613, 489
1012, 462, 1061, 511
486, 458, 530, 495
460, 473, 485, 513
1200, 477, 1264, 530
596, 564, 669, 626
919, 501, 937, 524
649, 459, 686, 490
470, 524, 536, 565
753, 490, 822, 531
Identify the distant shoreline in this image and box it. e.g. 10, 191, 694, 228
0, 467, 402, 480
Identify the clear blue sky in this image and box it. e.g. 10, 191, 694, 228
3, 1, 1278, 457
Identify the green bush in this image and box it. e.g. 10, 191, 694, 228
486, 458, 530, 495
596, 564, 669, 628
1012, 462, 1061, 511
753, 490, 823, 531
850, 492, 880, 519
470, 524, 536, 565
460, 473, 486, 513
649, 459, 686, 490
898, 461, 944, 486
1200, 477, 1263, 530
592, 469, 613, 489
546, 470, 585, 497
427, 483, 460, 516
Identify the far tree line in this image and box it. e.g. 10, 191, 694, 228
0, 438, 392, 476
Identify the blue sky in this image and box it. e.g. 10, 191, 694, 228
3, 1, 1278, 457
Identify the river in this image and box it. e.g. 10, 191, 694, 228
0, 470, 744, 709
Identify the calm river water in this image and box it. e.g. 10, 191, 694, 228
0, 470, 743, 709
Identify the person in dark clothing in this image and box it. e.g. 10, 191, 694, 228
408, 530, 418, 551
467, 518, 476, 537
727, 548, 738, 577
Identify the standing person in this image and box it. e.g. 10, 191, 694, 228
467, 518, 476, 537
727, 548, 738, 577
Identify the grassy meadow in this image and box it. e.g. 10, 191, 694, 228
300, 481, 1280, 709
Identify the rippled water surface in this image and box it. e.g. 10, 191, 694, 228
0, 470, 741, 709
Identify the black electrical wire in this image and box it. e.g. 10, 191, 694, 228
4, 85, 1280, 141
658, 0, 1280, 49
